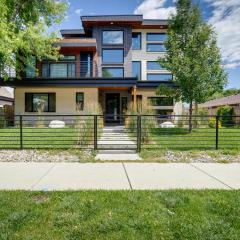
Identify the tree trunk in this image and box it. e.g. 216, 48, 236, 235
194, 102, 198, 128
189, 101, 193, 133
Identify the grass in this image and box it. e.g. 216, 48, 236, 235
143, 127, 240, 150
0, 190, 239, 240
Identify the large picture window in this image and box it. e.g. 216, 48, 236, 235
102, 67, 124, 77
132, 32, 141, 50
147, 74, 173, 81
102, 31, 123, 45
102, 49, 124, 63
25, 93, 56, 112
76, 92, 84, 111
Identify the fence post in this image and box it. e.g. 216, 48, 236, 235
137, 115, 142, 153
215, 115, 219, 150
20, 115, 23, 150
94, 115, 98, 151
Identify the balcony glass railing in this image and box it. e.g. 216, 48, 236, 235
39, 61, 98, 78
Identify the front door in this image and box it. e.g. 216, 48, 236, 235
105, 93, 120, 123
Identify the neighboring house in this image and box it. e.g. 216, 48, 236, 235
0, 87, 14, 107
0, 15, 182, 123
198, 94, 240, 116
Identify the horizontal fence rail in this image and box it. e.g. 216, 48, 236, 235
0, 114, 239, 151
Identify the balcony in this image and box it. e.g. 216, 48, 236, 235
37, 61, 98, 78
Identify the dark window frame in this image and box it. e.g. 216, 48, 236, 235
102, 30, 124, 46
76, 92, 84, 111
132, 61, 141, 80
147, 73, 173, 81
25, 93, 56, 112
102, 48, 124, 64
132, 32, 141, 50
102, 67, 124, 78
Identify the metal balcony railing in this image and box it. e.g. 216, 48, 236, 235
35, 61, 98, 78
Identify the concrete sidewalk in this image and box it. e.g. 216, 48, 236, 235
0, 162, 239, 190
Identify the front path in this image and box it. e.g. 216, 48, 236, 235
0, 162, 239, 190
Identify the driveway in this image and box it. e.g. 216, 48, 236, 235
0, 162, 239, 190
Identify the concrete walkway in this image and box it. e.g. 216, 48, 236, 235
95, 126, 141, 161
0, 162, 240, 190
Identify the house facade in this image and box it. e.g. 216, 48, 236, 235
1, 15, 182, 123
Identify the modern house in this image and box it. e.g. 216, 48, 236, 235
0, 15, 182, 123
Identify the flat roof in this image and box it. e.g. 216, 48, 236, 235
54, 38, 97, 48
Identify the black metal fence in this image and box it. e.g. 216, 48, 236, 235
0, 114, 239, 151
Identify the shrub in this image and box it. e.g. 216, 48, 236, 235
217, 106, 235, 127
209, 117, 221, 128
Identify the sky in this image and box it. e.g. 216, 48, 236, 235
50, 0, 240, 89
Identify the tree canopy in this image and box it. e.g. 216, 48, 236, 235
0, 0, 68, 78
157, 0, 227, 130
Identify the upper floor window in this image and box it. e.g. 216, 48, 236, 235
146, 33, 167, 52
147, 33, 167, 42
25, 93, 56, 112
147, 73, 172, 81
132, 32, 141, 50
26, 56, 36, 78
132, 61, 141, 80
102, 67, 124, 77
102, 49, 124, 63
147, 61, 163, 70
102, 31, 123, 45
147, 43, 166, 52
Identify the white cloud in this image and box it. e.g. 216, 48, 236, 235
134, 0, 176, 19
205, 0, 240, 69
75, 8, 83, 16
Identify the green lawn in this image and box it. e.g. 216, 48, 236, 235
0, 190, 239, 239
143, 127, 240, 150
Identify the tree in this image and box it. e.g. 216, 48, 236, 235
157, 0, 227, 132
0, 0, 68, 79
209, 88, 240, 100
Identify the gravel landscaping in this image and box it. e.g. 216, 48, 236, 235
0, 150, 93, 162
0, 149, 239, 162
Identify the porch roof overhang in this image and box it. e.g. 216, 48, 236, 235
0, 77, 138, 88
137, 81, 177, 88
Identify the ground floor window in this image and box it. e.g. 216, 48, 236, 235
76, 92, 84, 111
148, 97, 173, 106
25, 93, 56, 112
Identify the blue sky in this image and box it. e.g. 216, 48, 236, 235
51, 0, 240, 89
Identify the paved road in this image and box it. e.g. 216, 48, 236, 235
0, 162, 239, 190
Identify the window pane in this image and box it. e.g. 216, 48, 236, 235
42, 64, 49, 77
50, 64, 67, 77
26, 57, 36, 77
102, 49, 123, 63
147, 44, 166, 52
68, 63, 76, 77
148, 97, 173, 106
132, 33, 141, 50
147, 33, 167, 41
60, 55, 76, 61
33, 94, 48, 112
147, 74, 172, 81
147, 61, 163, 70
132, 61, 141, 80
76, 93, 84, 111
102, 68, 124, 77
103, 31, 123, 44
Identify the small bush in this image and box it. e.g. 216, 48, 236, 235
209, 117, 221, 128
217, 106, 235, 127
